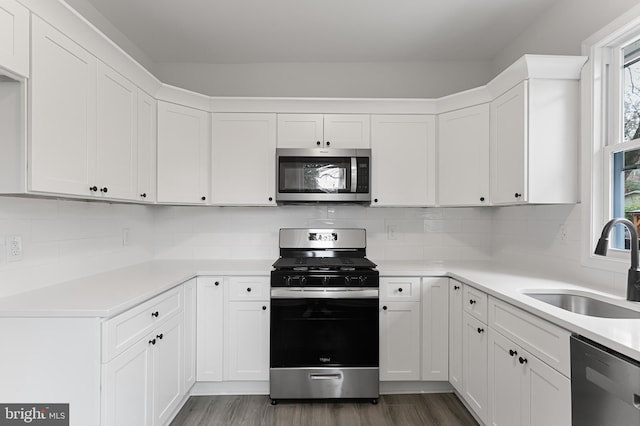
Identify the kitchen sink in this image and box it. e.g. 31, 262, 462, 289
523, 291, 640, 319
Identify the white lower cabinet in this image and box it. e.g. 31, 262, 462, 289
223, 277, 270, 381
488, 329, 571, 426
421, 277, 449, 380
196, 277, 224, 381
462, 311, 488, 424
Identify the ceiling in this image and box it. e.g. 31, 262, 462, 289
79, 0, 560, 64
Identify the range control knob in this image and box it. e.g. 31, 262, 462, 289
344, 276, 351, 285
358, 276, 367, 285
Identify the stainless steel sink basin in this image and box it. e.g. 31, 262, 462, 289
523, 292, 640, 319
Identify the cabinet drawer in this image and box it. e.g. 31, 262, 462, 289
463, 285, 488, 323
225, 276, 270, 301
102, 286, 183, 362
380, 277, 421, 301
488, 297, 571, 377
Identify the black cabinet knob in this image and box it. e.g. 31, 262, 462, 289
151, 311, 159, 318
140, 193, 147, 198
519, 356, 528, 365
201, 196, 206, 201
89, 186, 98, 192
148, 338, 156, 345
316, 141, 321, 146
509, 349, 518, 357
398, 288, 403, 293
382, 306, 388, 310
262, 306, 267, 311
100, 187, 108, 193
469, 299, 476, 305
156, 333, 164, 340
374, 198, 379, 203
453, 285, 460, 290
268, 197, 273, 202
477, 327, 484, 334
247, 287, 252, 292
514, 193, 522, 198
480, 197, 485, 202
214, 281, 220, 286
326, 141, 330, 146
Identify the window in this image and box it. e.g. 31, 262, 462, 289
583, 4, 640, 269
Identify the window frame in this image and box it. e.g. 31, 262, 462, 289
583, 4, 640, 271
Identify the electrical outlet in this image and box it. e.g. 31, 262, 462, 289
122, 228, 130, 246
387, 224, 398, 240
559, 225, 568, 243
6, 235, 23, 262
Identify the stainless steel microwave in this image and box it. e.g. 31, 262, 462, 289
276, 148, 371, 203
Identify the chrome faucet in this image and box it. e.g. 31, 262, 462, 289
594, 218, 640, 302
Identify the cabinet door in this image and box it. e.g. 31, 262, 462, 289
29, 16, 97, 196
371, 115, 436, 206
0, 0, 29, 77
211, 113, 276, 205
157, 101, 210, 204
438, 104, 490, 206
183, 279, 196, 392
488, 329, 522, 426
323, 114, 370, 148
491, 81, 527, 205
421, 277, 448, 380
224, 301, 270, 381
463, 312, 488, 424
137, 89, 157, 202
196, 277, 224, 382
449, 280, 463, 393
521, 350, 571, 426
379, 300, 421, 381
153, 313, 183, 426
276, 113, 324, 148
95, 61, 138, 200
101, 337, 152, 426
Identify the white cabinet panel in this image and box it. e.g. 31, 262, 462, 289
0, 0, 29, 77
438, 104, 490, 206
29, 15, 97, 196
449, 280, 464, 393
211, 113, 276, 205
323, 114, 370, 148
224, 300, 270, 381
153, 313, 183, 426
463, 312, 488, 424
196, 277, 224, 382
183, 278, 196, 392
157, 101, 210, 204
137, 89, 157, 202
371, 115, 436, 206
276, 113, 324, 148
421, 277, 449, 380
379, 300, 421, 381
95, 61, 138, 200
488, 329, 522, 426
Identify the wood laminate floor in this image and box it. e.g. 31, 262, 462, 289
170, 393, 478, 426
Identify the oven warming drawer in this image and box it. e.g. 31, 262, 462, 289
270, 367, 379, 400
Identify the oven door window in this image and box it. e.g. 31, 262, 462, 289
278, 157, 351, 193
270, 298, 378, 368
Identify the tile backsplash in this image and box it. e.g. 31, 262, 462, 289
0, 196, 628, 298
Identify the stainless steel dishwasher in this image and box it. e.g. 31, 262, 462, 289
571, 335, 640, 425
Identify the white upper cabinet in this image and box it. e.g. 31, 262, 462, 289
211, 113, 276, 206
157, 101, 210, 204
371, 115, 436, 206
95, 61, 138, 200
136, 90, 157, 203
490, 79, 579, 205
277, 113, 370, 148
438, 104, 490, 206
29, 15, 97, 197
0, 0, 29, 78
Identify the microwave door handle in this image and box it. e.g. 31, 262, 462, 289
351, 157, 357, 192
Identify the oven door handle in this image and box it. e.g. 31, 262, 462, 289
271, 287, 379, 299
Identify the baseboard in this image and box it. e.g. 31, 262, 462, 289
380, 381, 453, 394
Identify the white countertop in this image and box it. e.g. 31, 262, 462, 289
0, 258, 638, 362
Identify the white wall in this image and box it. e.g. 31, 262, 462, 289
492, 0, 640, 75
0, 197, 155, 297
153, 61, 493, 98
153, 205, 493, 264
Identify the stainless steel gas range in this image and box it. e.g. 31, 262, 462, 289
269, 228, 380, 404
